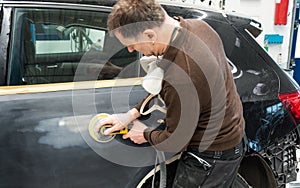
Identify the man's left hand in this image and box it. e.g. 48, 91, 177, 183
123, 120, 148, 144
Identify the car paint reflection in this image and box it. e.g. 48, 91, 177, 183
34, 116, 91, 149
228, 58, 243, 79
253, 83, 269, 96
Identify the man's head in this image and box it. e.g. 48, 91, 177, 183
108, 0, 165, 38
108, 0, 167, 56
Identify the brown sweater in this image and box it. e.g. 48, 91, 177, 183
136, 17, 245, 152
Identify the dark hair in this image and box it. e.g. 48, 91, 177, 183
107, 0, 165, 38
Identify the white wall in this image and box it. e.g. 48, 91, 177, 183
235, 0, 295, 69
224, 0, 240, 12
158, 0, 223, 9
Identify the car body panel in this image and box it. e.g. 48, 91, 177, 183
0, 82, 162, 187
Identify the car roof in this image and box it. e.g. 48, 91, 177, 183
0, 0, 261, 37
0, 0, 221, 12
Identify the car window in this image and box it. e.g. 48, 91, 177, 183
0, 5, 2, 31
7, 8, 140, 85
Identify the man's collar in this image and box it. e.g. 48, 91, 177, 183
158, 17, 187, 71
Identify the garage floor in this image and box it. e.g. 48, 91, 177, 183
288, 178, 300, 187
287, 150, 300, 188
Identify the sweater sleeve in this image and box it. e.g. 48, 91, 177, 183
143, 84, 181, 148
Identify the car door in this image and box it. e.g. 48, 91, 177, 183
0, 2, 159, 187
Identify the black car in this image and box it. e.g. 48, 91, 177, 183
0, 0, 300, 187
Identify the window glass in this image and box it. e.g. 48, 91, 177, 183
35, 25, 105, 54
0, 6, 2, 31
8, 8, 140, 85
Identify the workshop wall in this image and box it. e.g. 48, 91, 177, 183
158, 0, 223, 9
237, 0, 295, 70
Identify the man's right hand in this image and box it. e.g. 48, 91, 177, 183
95, 108, 140, 135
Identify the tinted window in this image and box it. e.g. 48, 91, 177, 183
0, 5, 2, 31
8, 8, 140, 85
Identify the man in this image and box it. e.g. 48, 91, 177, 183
97, 0, 245, 187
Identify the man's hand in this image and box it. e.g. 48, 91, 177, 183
95, 108, 140, 135
123, 120, 148, 144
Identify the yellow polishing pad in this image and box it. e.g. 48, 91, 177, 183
88, 113, 115, 143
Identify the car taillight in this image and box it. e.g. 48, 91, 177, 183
278, 91, 300, 125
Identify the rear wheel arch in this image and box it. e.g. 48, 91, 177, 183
239, 153, 277, 188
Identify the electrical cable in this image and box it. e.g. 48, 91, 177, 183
151, 150, 167, 188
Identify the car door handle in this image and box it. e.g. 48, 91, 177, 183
46, 65, 58, 68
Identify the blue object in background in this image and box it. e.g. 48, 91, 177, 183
264, 34, 284, 44
29, 23, 35, 43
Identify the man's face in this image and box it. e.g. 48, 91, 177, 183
115, 31, 157, 56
